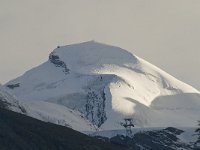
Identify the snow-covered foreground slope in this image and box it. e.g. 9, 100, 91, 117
0, 87, 95, 131
3, 41, 200, 132
0, 86, 24, 112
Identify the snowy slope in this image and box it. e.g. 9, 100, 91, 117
3, 41, 200, 132
0, 86, 25, 113
0, 87, 95, 131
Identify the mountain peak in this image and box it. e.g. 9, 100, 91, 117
55, 41, 111, 51
3, 42, 200, 131
51, 41, 138, 75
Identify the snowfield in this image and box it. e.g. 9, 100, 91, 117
3, 41, 200, 133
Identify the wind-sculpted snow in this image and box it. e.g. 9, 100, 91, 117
3, 41, 200, 133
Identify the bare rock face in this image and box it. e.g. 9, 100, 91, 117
49, 52, 70, 74
7, 83, 20, 89
85, 90, 107, 127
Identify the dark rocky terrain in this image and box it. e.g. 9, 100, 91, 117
95, 127, 199, 150
0, 107, 124, 150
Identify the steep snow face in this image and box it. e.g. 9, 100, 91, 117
3, 41, 200, 131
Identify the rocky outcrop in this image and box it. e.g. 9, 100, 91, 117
7, 83, 20, 89
85, 90, 107, 127
49, 52, 70, 74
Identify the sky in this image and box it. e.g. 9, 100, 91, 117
0, 0, 200, 90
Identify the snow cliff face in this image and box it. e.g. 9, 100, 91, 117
3, 41, 200, 132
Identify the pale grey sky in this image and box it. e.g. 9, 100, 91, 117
0, 0, 200, 90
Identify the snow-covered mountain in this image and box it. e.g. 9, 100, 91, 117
3, 41, 200, 132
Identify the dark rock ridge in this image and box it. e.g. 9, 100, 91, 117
49, 52, 70, 74
7, 83, 20, 89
